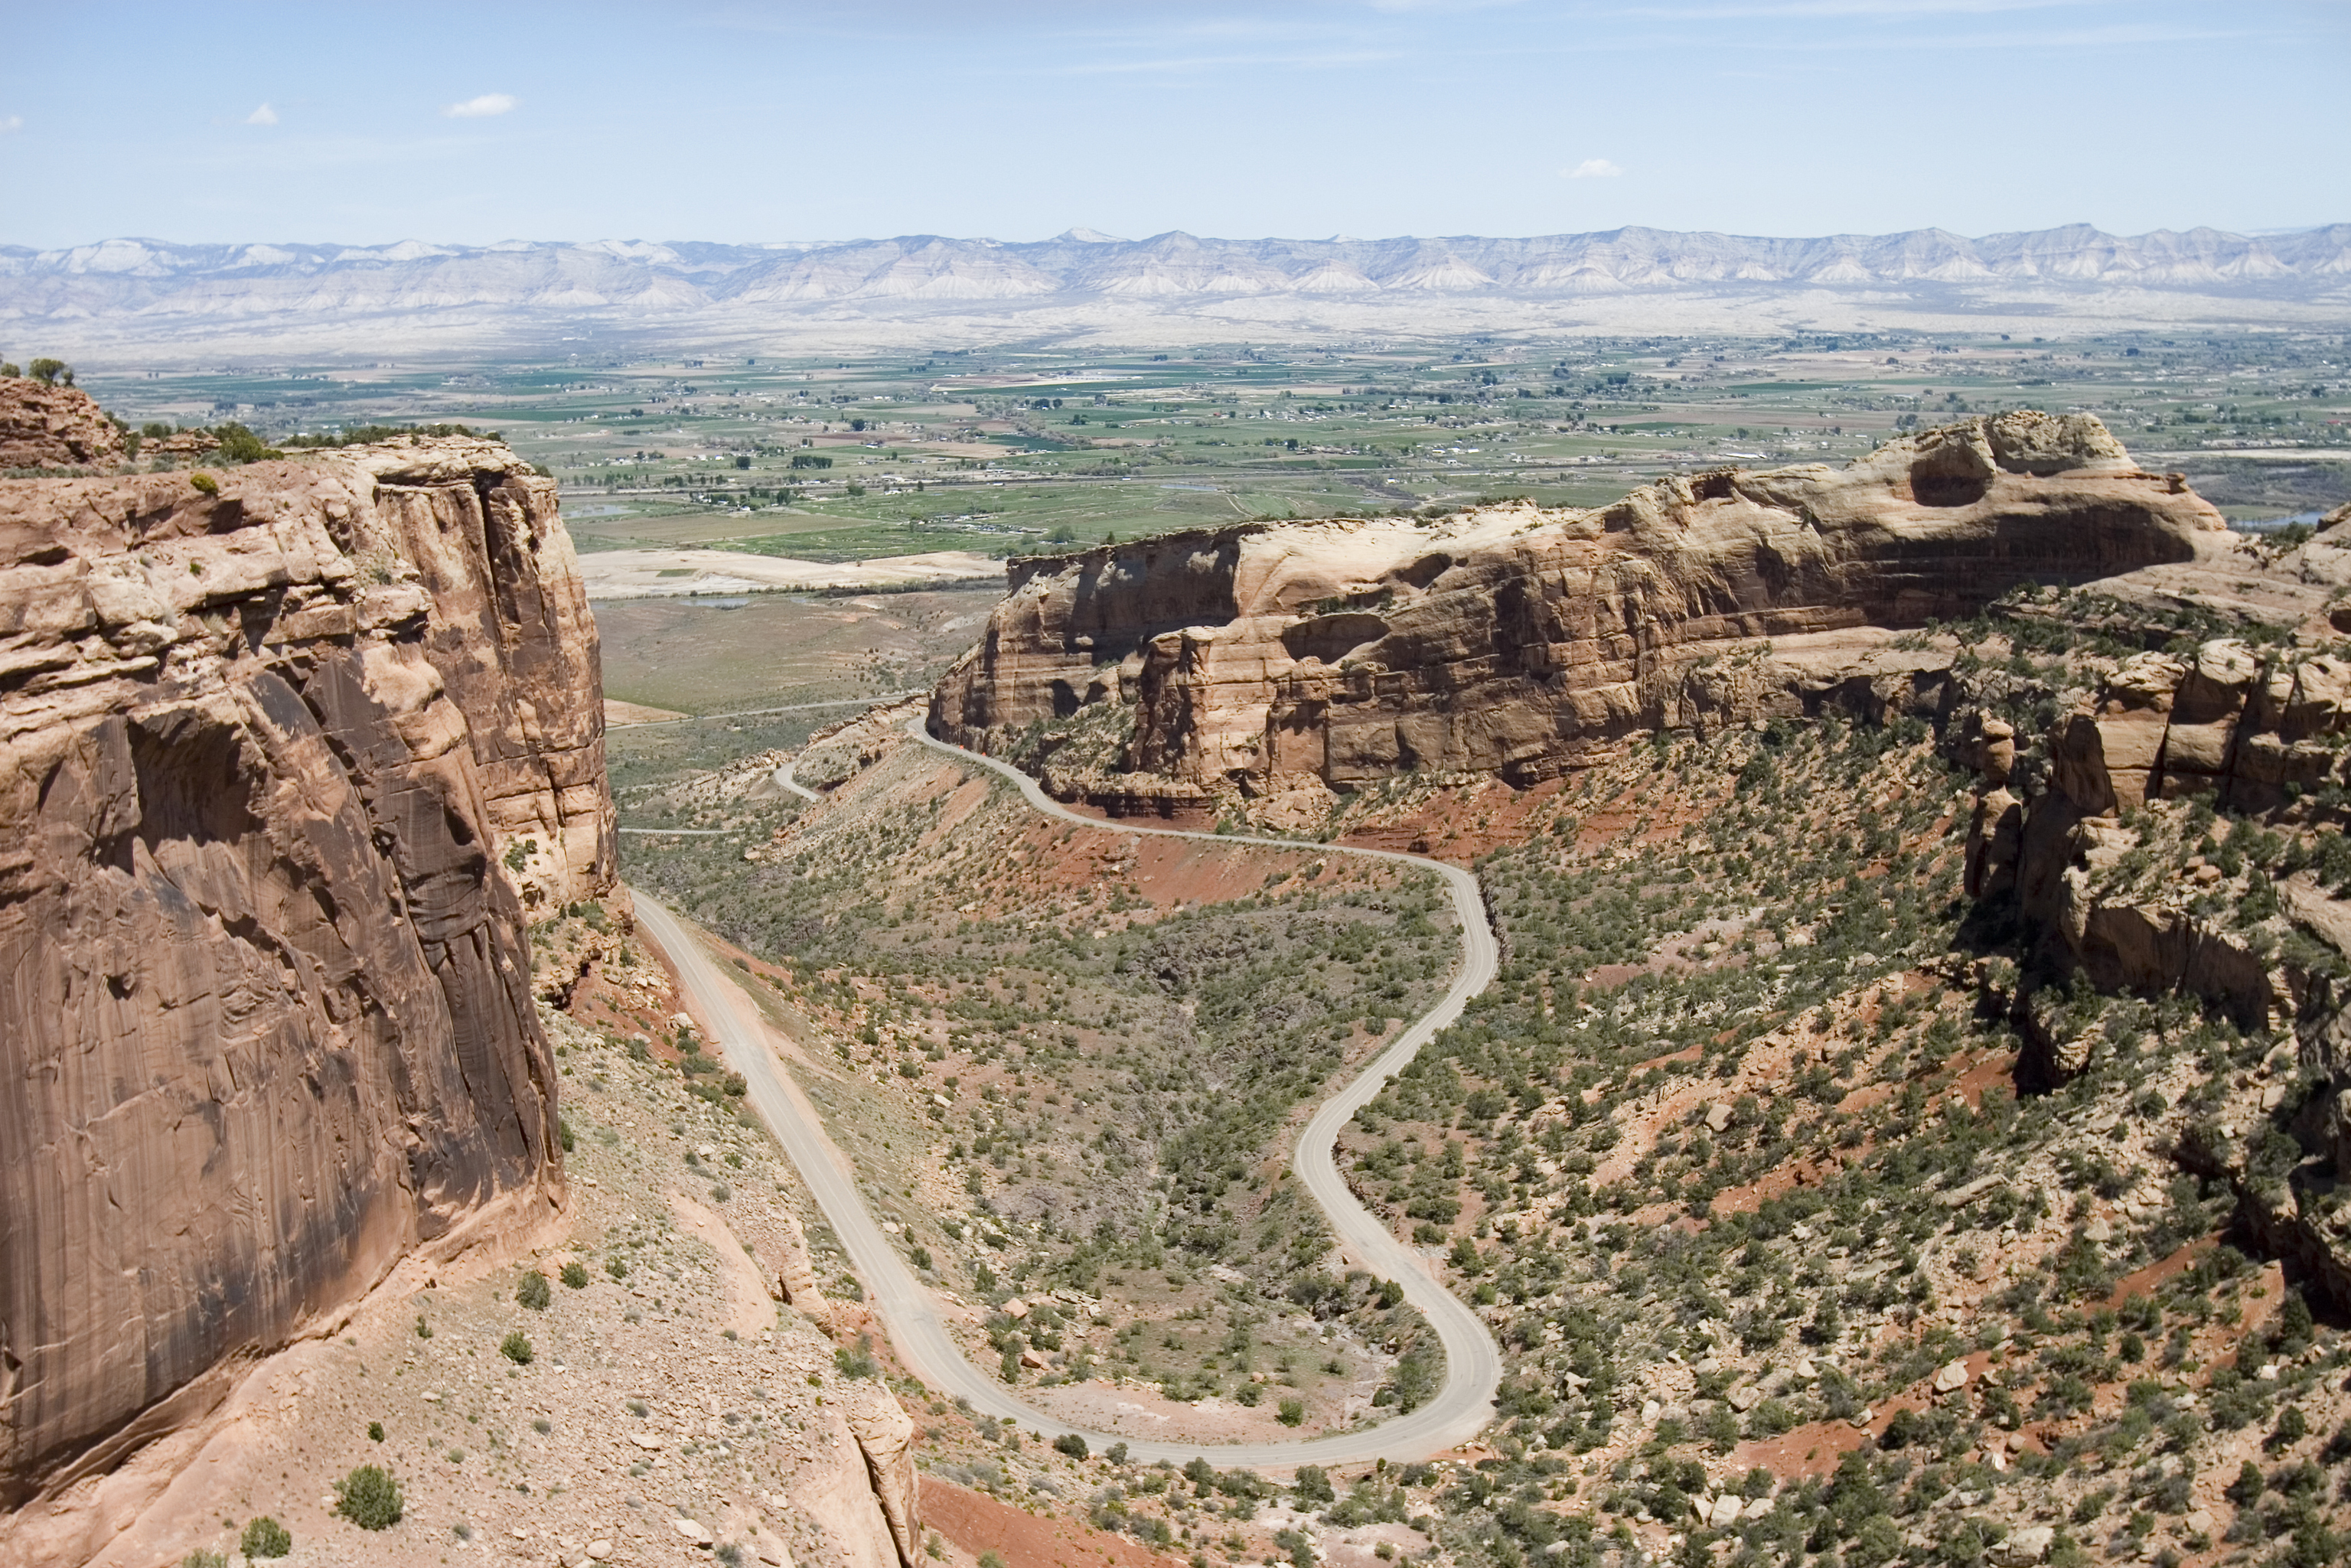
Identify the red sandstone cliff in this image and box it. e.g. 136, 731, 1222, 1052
0, 392, 611, 1508
930, 413, 2225, 810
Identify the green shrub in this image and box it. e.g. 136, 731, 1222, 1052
367, 1420, 384, 1442
834, 1337, 879, 1379
280, 422, 481, 449
1052, 1433, 1088, 1459
500, 1330, 534, 1365
210, 422, 279, 462
333, 1463, 404, 1529
28, 358, 70, 386
181, 1553, 227, 1568
560, 1261, 589, 1289
1277, 1398, 1306, 1426
189, 473, 218, 496
516, 1270, 551, 1311
240, 1515, 292, 1557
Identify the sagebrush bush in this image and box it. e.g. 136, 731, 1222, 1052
333, 1463, 403, 1529
501, 1330, 534, 1365
240, 1515, 292, 1557
516, 1270, 551, 1311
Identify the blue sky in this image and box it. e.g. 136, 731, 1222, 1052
3, 0, 2343, 248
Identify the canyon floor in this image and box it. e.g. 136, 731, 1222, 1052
588, 513, 2351, 1568
51, 400, 2351, 1568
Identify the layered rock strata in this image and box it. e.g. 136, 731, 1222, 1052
0, 435, 611, 1506
931, 414, 2224, 810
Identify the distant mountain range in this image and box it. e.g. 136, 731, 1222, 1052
7, 224, 2346, 357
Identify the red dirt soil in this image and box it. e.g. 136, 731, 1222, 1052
924, 1480, 1185, 1568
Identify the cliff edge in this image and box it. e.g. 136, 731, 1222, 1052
929, 413, 2225, 812
0, 393, 612, 1511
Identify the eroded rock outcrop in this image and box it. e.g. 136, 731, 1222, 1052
0, 380, 125, 471
1960, 634, 2351, 1305
931, 414, 2222, 810
838, 1384, 920, 1568
755, 1212, 832, 1327
1969, 636, 2351, 1032
0, 437, 611, 1508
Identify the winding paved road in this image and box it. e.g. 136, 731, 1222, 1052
631, 718, 1502, 1467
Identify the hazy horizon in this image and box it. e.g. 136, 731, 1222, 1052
11, 218, 2349, 256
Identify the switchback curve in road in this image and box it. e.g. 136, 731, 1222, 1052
629, 719, 1501, 1468
773, 753, 819, 802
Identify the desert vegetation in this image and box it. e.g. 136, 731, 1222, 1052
622, 730, 1462, 1435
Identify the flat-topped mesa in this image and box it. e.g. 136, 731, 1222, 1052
0, 433, 611, 1509
929, 413, 2223, 808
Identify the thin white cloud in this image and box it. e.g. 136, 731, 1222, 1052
246, 103, 279, 126
0, 116, 21, 133
443, 93, 520, 119
1564, 158, 1623, 179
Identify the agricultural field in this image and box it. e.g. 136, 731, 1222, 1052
598, 586, 1000, 799
68, 332, 2351, 563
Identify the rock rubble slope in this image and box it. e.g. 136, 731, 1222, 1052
0, 407, 613, 1514
931, 414, 2225, 813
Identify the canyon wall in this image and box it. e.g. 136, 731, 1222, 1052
0, 388, 612, 1508
931, 414, 2225, 811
